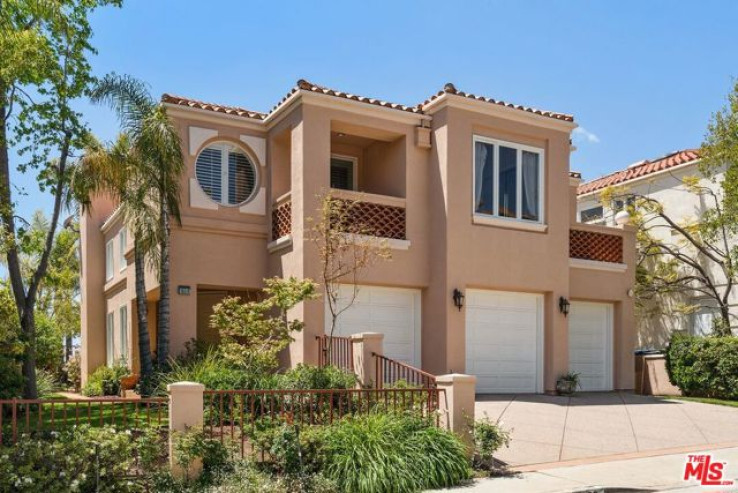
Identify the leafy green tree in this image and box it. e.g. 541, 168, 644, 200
90, 74, 184, 369
210, 277, 318, 371
0, 0, 121, 397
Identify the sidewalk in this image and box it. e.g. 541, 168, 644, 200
440, 447, 738, 492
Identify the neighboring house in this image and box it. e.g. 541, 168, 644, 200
81, 80, 636, 394
577, 149, 732, 348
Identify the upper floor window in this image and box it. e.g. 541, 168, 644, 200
118, 228, 127, 272
580, 206, 604, 224
105, 240, 114, 281
195, 142, 257, 206
330, 155, 357, 191
473, 136, 544, 224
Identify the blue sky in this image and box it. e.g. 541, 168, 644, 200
9, 0, 738, 221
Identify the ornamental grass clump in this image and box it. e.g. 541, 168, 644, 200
316, 412, 471, 493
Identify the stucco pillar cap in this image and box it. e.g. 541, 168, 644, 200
436, 374, 477, 384
350, 332, 384, 341
167, 381, 205, 393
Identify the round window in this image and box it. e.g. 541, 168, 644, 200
195, 142, 257, 206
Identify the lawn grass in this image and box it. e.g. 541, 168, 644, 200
663, 395, 738, 408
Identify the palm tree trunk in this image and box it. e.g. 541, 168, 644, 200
135, 239, 153, 383
156, 204, 171, 368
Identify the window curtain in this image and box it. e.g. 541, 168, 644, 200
521, 151, 539, 221
475, 142, 494, 213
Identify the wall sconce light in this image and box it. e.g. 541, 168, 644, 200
453, 289, 465, 311
177, 285, 191, 296
559, 296, 570, 317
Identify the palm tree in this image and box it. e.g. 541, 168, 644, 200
73, 133, 160, 384
90, 74, 184, 369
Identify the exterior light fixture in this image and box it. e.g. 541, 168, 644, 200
452, 289, 465, 311
559, 296, 570, 317
177, 285, 191, 296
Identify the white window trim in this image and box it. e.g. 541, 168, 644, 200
330, 153, 359, 191
119, 305, 128, 361
105, 240, 114, 281
106, 312, 114, 366
472, 135, 546, 227
196, 142, 260, 208
118, 229, 127, 272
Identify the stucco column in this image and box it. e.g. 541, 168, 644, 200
168, 381, 205, 479
350, 332, 384, 387
436, 373, 476, 452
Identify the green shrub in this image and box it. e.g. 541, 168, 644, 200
0, 357, 23, 400
316, 412, 471, 493
156, 348, 278, 396
666, 334, 738, 399
207, 461, 338, 493
277, 364, 357, 390
36, 370, 60, 398
0, 425, 137, 492
471, 414, 511, 470
82, 361, 130, 396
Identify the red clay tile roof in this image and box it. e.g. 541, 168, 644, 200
422, 83, 574, 122
162, 80, 573, 124
577, 149, 701, 195
161, 94, 267, 120
269, 79, 423, 114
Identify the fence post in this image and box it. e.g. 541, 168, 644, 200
436, 374, 476, 453
350, 332, 384, 387
168, 381, 205, 479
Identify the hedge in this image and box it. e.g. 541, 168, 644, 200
665, 334, 738, 400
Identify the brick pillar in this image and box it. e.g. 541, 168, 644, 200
436, 373, 476, 452
350, 332, 384, 388
168, 381, 205, 479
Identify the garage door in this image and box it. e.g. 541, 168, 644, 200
326, 285, 421, 366
569, 301, 613, 391
466, 290, 544, 393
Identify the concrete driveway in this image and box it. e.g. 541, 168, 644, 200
476, 392, 738, 467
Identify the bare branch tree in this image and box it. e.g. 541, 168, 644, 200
308, 191, 392, 362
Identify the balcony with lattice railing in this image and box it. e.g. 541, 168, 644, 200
271, 193, 292, 241
330, 189, 406, 240
569, 228, 623, 264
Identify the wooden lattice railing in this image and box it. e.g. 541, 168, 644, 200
316, 335, 354, 372
342, 200, 406, 240
373, 353, 437, 389
271, 194, 291, 241
570, 228, 623, 263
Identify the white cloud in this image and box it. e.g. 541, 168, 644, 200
573, 127, 600, 144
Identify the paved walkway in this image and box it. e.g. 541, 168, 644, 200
440, 446, 738, 492
475, 392, 738, 467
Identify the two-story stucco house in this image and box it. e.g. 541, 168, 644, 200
577, 149, 734, 349
81, 80, 636, 394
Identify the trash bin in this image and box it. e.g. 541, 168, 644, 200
634, 349, 663, 394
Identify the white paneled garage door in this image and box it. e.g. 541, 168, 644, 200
569, 301, 613, 391
466, 290, 544, 393
326, 285, 421, 367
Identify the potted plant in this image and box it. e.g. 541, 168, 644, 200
556, 372, 580, 395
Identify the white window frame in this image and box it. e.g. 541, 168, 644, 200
119, 305, 128, 361
330, 154, 359, 191
118, 229, 127, 272
195, 142, 259, 207
472, 135, 546, 228
106, 312, 114, 366
105, 240, 114, 281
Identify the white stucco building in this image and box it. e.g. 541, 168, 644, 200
577, 149, 734, 348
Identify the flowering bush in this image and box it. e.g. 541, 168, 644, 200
0, 425, 138, 492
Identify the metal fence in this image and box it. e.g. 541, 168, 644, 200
316, 334, 354, 372
373, 353, 437, 389
0, 397, 168, 445
203, 387, 446, 458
